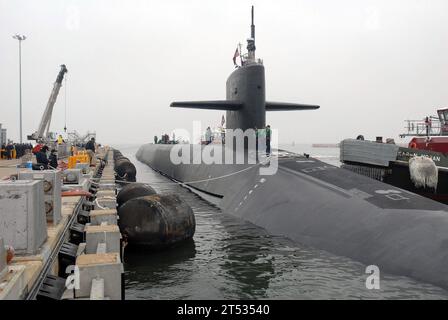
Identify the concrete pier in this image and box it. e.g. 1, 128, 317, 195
64, 148, 123, 300
0, 146, 123, 300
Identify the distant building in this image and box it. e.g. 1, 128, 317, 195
0, 123, 6, 146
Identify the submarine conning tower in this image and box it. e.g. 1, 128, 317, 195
170, 6, 320, 132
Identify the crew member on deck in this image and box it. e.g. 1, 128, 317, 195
205, 127, 212, 145
254, 126, 259, 158
265, 125, 271, 155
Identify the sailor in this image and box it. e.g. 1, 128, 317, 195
254, 126, 259, 153
57, 134, 65, 145
5, 143, 13, 160
35, 145, 50, 169
221, 128, 225, 144
205, 127, 212, 145
49, 149, 58, 169
425, 116, 432, 136
85, 137, 96, 166
265, 125, 271, 155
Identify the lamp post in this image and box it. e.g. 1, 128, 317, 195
12, 34, 26, 143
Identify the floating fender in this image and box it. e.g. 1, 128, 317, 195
409, 156, 438, 190
113, 151, 123, 159
115, 159, 137, 182
117, 183, 157, 207
114, 157, 130, 166
118, 194, 196, 247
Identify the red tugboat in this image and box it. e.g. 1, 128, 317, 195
340, 108, 448, 204
405, 108, 448, 153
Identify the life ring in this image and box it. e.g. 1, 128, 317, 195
409, 142, 417, 149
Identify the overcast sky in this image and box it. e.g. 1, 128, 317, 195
1, 0, 448, 145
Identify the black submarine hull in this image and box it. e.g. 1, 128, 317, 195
137, 143, 448, 289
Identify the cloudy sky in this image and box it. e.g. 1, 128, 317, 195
1, 0, 448, 145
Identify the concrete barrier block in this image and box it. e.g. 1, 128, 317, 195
96, 190, 116, 198
94, 199, 116, 210
98, 183, 116, 191
85, 225, 121, 254
99, 179, 115, 184
18, 170, 62, 225
0, 180, 47, 255
90, 209, 118, 225
75, 253, 122, 300
0, 265, 26, 300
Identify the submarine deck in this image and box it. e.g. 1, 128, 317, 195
136, 143, 448, 290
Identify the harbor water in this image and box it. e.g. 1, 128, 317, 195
117, 144, 448, 299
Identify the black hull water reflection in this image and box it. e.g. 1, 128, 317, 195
117, 145, 448, 300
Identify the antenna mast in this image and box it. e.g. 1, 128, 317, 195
247, 6, 256, 61
251, 5, 255, 43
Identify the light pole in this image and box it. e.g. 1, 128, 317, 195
13, 34, 26, 143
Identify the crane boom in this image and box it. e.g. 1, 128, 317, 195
28, 64, 68, 142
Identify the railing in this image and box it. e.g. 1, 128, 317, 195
399, 119, 443, 137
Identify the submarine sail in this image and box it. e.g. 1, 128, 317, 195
170, 5, 320, 131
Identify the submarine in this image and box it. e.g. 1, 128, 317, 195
137, 7, 448, 289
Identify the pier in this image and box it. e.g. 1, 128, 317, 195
0, 147, 124, 300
